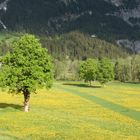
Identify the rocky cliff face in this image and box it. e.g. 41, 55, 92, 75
107, 0, 140, 52
104, 0, 123, 6
106, 0, 140, 27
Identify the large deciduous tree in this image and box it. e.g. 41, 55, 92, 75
97, 58, 114, 85
79, 59, 98, 85
0, 34, 53, 112
114, 58, 131, 82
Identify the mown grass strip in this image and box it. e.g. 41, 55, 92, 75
57, 84, 140, 122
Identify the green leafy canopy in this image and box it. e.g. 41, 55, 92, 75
0, 34, 53, 94
79, 59, 98, 83
97, 58, 114, 84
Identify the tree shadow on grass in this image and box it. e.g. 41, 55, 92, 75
63, 83, 102, 88
125, 82, 140, 84
0, 103, 22, 111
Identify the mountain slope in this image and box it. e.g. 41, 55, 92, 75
0, 31, 131, 59
0, 0, 140, 52
41, 31, 131, 59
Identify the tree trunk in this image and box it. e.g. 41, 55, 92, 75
89, 81, 92, 86
23, 90, 30, 112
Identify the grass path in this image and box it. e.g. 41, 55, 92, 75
56, 82, 140, 121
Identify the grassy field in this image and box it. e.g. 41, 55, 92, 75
0, 81, 140, 140
0, 32, 19, 44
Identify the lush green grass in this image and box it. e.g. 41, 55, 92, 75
0, 32, 19, 43
0, 82, 140, 140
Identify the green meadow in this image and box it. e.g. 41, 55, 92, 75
0, 81, 140, 140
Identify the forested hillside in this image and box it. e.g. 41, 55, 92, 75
41, 31, 131, 60
0, 31, 131, 60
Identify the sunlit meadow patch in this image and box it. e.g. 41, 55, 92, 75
0, 82, 140, 140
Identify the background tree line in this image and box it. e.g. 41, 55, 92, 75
54, 55, 140, 83
115, 55, 140, 82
